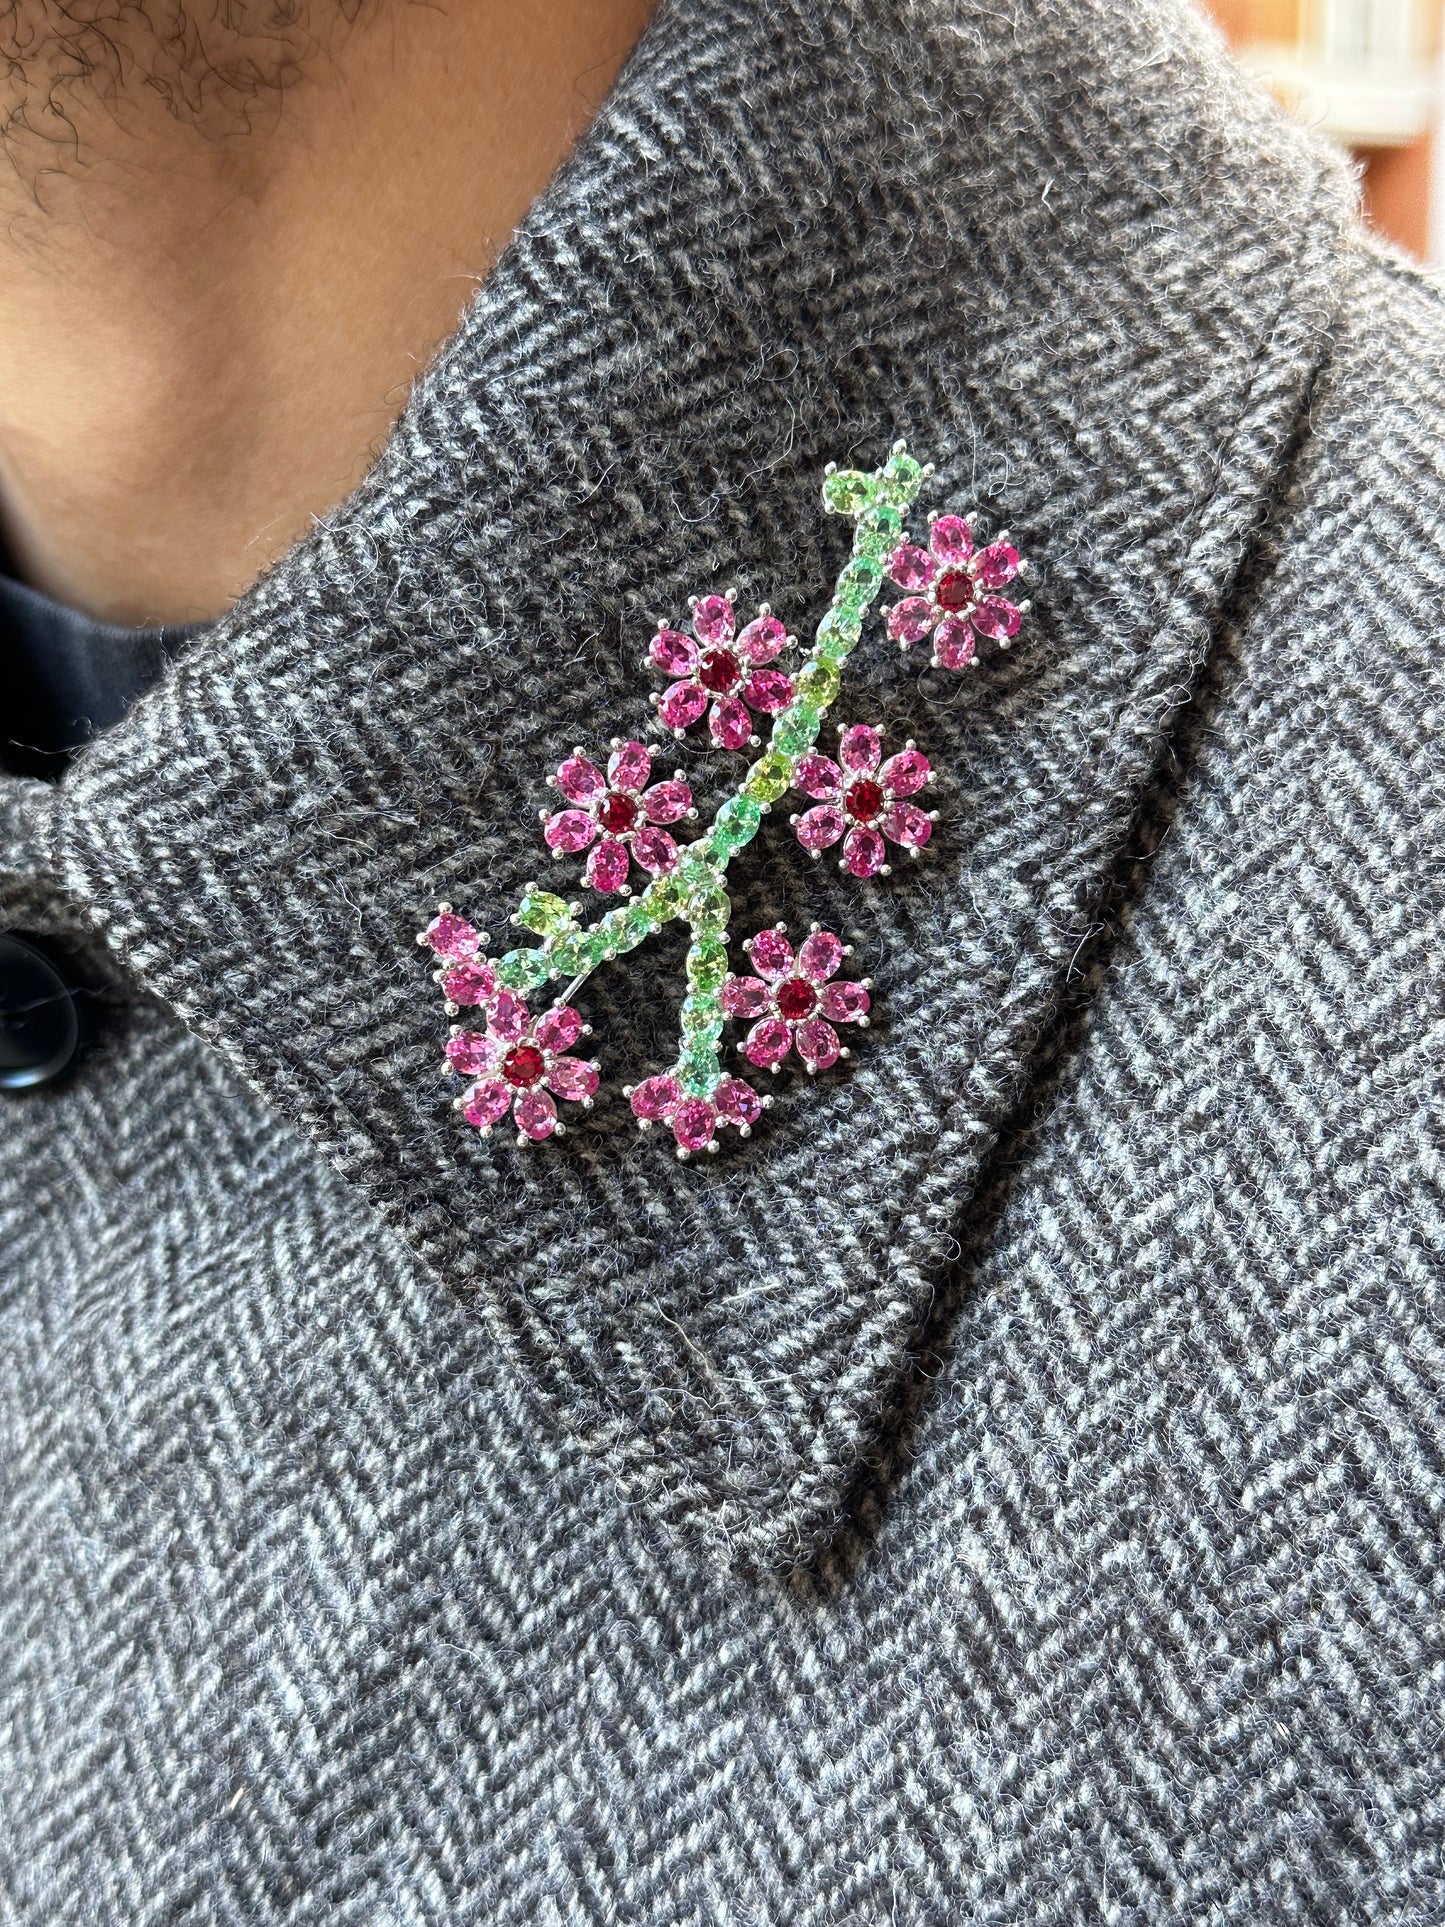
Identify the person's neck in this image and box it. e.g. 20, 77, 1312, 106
0, 0, 656, 627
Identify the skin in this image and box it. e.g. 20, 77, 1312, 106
0, 0, 657, 625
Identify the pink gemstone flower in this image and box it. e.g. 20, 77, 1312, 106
448, 999, 601, 1142
542, 740, 694, 895
790, 724, 936, 879
627, 1070, 768, 1158
649, 594, 796, 751
720, 925, 871, 1075
883, 513, 1027, 668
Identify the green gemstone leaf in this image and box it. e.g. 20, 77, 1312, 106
880, 449, 924, 507
821, 469, 879, 516
815, 610, 862, 661
686, 937, 730, 992
516, 889, 573, 939
679, 1042, 722, 1097
551, 928, 611, 976
854, 504, 904, 559
687, 884, 730, 934
712, 794, 763, 854
618, 903, 655, 948
646, 873, 688, 918
774, 703, 822, 756
836, 556, 885, 613
494, 947, 553, 991
680, 993, 724, 1041
795, 657, 840, 708
743, 750, 794, 804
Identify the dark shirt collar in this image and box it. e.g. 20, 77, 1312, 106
0, 567, 192, 780
5, 0, 1357, 1565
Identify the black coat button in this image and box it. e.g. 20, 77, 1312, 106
0, 933, 83, 1092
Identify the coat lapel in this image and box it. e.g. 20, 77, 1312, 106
40, 0, 1355, 1564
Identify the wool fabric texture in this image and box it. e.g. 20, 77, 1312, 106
2, 0, 1444, 1916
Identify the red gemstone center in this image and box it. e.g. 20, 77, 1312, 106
501, 1043, 545, 1088
845, 777, 885, 823
698, 648, 741, 693
597, 791, 639, 835
775, 977, 818, 1022
934, 569, 974, 612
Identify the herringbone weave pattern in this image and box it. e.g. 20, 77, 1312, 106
35, 0, 1358, 1565
1, 0, 1443, 1915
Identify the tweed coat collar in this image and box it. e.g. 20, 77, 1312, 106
3, 0, 1354, 1566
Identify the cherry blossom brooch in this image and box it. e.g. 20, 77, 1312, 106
418, 444, 1028, 1156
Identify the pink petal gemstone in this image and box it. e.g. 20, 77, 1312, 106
544, 808, 598, 854
585, 836, 632, 894
880, 748, 931, 796
740, 668, 794, 714
631, 1074, 682, 1122
886, 596, 936, 645
839, 724, 882, 774
691, 593, 735, 645
490, 989, 530, 1041
535, 1005, 584, 1053
671, 1097, 717, 1152
607, 741, 653, 793
742, 1017, 793, 1068
794, 754, 842, 800
514, 1087, 558, 1140
821, 980, 871, 1023
882, 801, 933, 849
425, 912, 480, 960
650, 627, 700, 676
842, 826, 887, 877
971, 595, 1022, 640
709, 695, 753, 751
976, 541, 1020, 589
930, 514, 975, 566
747, 928, 794, 979
714, 1076, 764, 1127
720, 975, 771, 1020
546, 1055, 600, 1102
442, 961, 497, 1006
797, 929, 844, 983
631, 825, 679, 875
737, 614, 788, 664
796, 805, 847, 854
933, 616, 977, 669
446, 1030, 500, 1075
642, 778, 692, 824
555, 754, 607, 804
794, 1017, 841, 1071
659, 681, 709, 731
886, 543, 937, 591
461, 1077, 513, 1129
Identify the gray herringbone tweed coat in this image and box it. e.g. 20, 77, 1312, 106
3, 0, 1444, 1917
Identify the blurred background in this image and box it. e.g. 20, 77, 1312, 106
1202, 0, 1444, 259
